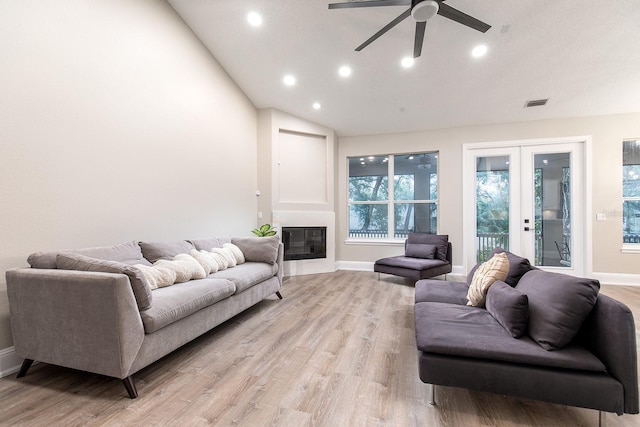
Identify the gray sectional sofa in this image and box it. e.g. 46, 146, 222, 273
6, 236, 283, 398
414, 249, 639, 424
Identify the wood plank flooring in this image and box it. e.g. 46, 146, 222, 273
0, 270, 639, 426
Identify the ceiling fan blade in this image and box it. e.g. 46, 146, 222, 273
355, 8, 411, 51
329, 0, 410, 9
413, 21, 426, 58
437, 3, 491, 33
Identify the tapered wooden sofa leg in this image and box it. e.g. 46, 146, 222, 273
16, 359, 34, 378
276, 291, 283, 299
122, 376, 138, 399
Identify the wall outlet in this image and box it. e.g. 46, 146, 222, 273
596, 213, 606, 222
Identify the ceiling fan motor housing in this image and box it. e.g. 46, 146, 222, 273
411, 0, 439, 22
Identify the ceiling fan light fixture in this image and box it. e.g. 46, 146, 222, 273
411, 0, 439, 22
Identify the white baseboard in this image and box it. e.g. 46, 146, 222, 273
0, 347, 22, 378
592, 272, 640, 286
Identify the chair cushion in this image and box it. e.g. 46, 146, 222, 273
516, 269, 600, 350
375, 256, 448, 271
405, 243, 437, 259
414, 302, 605, 372
406, 234, 449, 262
485, 280, 529, 338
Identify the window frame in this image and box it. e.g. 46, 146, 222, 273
622, 139, 640, 253
346, 152, 439, 244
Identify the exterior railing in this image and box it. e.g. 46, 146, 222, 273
348, 229, 412, 239
624, 233, 640, 243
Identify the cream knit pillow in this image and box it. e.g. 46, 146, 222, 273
155, 254, 207, 283
134, 264, 177, 289
189, 249, 217, 275
211, 247, 236, 267
223, 243, 245, 264
466, 252, 510, 307
208, 250, 228, 271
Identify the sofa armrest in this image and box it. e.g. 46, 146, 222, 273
6, 268, 145, 379
276, 242, 284, 284
580, 293, 639, 414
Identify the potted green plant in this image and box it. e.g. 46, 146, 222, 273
251, 224, 277, 237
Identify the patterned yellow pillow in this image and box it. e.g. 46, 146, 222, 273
467, 252, 510, 307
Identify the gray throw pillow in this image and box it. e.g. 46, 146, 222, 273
28, 241, 150, 269
231, 236, 279, 264
515, 269, 600, 350
490, 247, 533, 286
485, 280, 529, 338
406, 233, 449, 261
139, 240, 194, 263
405, 243, 437, 259
56, 253, 153, 311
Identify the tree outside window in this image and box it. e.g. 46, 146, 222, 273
348, 152, 438, 239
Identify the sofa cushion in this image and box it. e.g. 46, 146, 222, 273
486, 280, 529, 338
56, 253, 153, 311
415, 279, 469, 305
467, 252, 509, 307
140, 278, 236, 333
490, 247, 534, 286
516, 269, 600, 350
134, 264, 177, 289
188, 237, 227, 251
406, 233, 449, 262
232, 236, 279, 264
211, 262, 278, 294
414, 302, 605, 372
28, 241, 151, 269
139, 240, 194, 263
375, 256, 449, 271
405, 243, 437, 259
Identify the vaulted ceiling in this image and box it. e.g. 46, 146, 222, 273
167, 0, 640, 137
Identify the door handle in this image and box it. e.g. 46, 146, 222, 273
524, 226, 530, 231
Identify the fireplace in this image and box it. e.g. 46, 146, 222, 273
282, 226, 327, 261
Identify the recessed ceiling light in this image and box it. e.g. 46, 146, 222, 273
313, 102, 321, 110
247, 12, 262, 27
401, 57, 415, 68
471, 44, 488, 58
339, 66, 352, 77
283, 75, 296, 86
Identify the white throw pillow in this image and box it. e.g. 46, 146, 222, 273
134, 264, 177, 289
223, 243, 245, 264
211, 247, 236, 267
155, 254, 207, 283
189, 249, 216, 275
208, 250, 228, 271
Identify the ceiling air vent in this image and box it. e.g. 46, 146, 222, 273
524, 98, 549, 108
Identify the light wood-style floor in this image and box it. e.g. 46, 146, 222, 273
0, 271, 639, 426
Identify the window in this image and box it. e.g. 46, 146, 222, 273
348, 152, 438, 239
623, 140, 640, 244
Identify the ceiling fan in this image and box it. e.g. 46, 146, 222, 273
328, 0, 491, 58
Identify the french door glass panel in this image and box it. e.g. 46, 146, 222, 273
476, 155, 511, 262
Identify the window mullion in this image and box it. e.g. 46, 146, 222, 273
388, 155, 395, 239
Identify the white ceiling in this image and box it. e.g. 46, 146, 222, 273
167, 0, 640, 137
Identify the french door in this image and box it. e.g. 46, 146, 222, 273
463, 139, 586, 276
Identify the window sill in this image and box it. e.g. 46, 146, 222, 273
621, 244, 640, 254
345, 238, 405, 246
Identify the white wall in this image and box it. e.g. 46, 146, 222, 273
337, 113, 640, 281
0, 0, 258, 349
